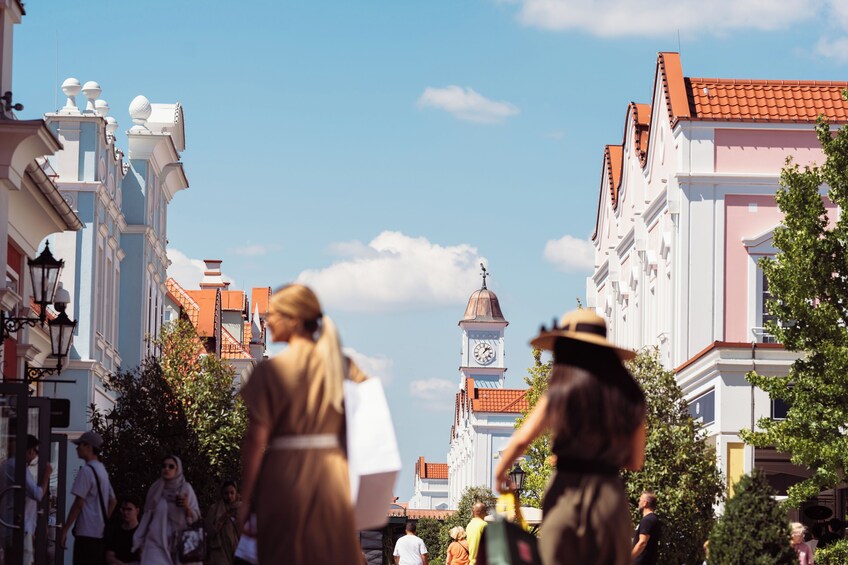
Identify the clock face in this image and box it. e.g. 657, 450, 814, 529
473, 342, 496, 365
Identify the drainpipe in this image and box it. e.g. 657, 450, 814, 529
750, 340, 757, 473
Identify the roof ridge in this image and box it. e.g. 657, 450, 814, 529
689, 77, 848, 87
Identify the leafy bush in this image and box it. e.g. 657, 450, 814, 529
708, 470, 795, 565
816, 538, 848, 565
416, 517, 444, 562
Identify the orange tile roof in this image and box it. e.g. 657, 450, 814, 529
221, 290, 247, 312
185, 290, 219, 338
687, 78, 848, 123
221, 326, 252, 359
166, 278, 200, 328
415, 456, 448, 480
252, 287, 271, 316
605, 145, 623, 210
632, 103, 651, 166
472, 388, 528, 413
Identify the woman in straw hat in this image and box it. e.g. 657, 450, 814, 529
237, 284, 367, 564
494, 309, 647, 565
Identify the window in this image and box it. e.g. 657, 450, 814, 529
760, 272, 778, 343
688, 390, 715, 426
771, 398, 790, 420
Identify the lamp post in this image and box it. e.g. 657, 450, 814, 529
508, 461, 526, 495
1, 242, 77, 379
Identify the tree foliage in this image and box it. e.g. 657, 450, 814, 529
415, 517, 444, 563
623, 349, 724, 565
744, 116, 848, 507
90, 319, 247, 510
816, 538, 848, 565
513, 348, 552, 508
709, 470, 796, 565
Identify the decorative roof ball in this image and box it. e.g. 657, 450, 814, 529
81, 81, 102, 101
105, 116, 118, 136
61, 77, 81, 97
94, 99, 110, 117
128, 95, 152, 125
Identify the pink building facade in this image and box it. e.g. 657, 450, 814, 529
588, 52, 847, 508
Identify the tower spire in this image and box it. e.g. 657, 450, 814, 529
480, 263, 488, 289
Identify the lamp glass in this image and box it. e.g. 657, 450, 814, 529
28, 242, 64, 312
48, 311, 76, 358
508, 462, 526, 492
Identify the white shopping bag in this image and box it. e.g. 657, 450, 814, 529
345, 378, 401, 530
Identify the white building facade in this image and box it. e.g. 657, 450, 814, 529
588, 52, 842, 504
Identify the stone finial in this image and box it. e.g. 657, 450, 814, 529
105, 116, 118, 140
81, 81, 102, 113
128, 95, 152, 132
94, 99, 110, 117
61, 78, 81, 113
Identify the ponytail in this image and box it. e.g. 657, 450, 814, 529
314, 315, 345, 417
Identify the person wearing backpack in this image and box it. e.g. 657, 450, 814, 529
61, 431, 117, 565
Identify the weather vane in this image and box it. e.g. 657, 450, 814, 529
480, 263, 488, 289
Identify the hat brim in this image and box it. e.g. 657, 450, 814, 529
70, 438, 83, 445
529, 331, 636, 361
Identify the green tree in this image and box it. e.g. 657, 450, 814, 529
513, 348, 552, 508
709, 470, 796, 565
159, 319, 246, 487
623, 349, 724, 565
816, 539, 848, 565
744, 116, 848, 507
416, 517, 444, 563
90, 320, 247, 509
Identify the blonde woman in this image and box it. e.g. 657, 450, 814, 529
237, 284, 367, 564
790, 522, 813, 565
446, 526, 470, 565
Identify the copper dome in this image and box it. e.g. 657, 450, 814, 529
461, 288, 507, 323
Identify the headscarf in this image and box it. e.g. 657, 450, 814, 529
142, 455, 185, 513
133, 455, 199, 557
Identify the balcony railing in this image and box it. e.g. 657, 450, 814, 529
751, 327, 778, 344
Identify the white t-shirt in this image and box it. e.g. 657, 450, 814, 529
393, 534, 428, 565
70, 461, 114, 538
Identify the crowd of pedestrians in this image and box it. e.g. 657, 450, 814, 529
4, 285, 847, 565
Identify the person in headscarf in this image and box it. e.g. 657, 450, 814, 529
205, 480, 240, 565
238, 284, 367, 564
494, 309, 647, 565
133, 455, 201, 565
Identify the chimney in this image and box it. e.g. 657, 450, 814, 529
199, 259, 227, 289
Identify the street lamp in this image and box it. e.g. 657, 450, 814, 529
0, 242, 77, 379
508, 461, 526, 494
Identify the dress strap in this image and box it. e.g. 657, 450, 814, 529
268, 434, 339, 450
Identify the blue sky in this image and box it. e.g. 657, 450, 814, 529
13, 0, 848, 501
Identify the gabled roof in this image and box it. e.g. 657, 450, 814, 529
592, 52, 848, 241
471, 388, 528, 413
185, 289, 220, 338
221, 326, 253, 360
687, 78, 848, 123
166, 278, 199, 328
415, 456, 449, 480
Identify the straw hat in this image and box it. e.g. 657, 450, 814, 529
529, 309, 636, 361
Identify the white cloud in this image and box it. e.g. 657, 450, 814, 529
511, 0, 820, 37
543, 235, 595, 273
166, 248, 234, 289
344, 347, 394, 385
815, 35, 848, 63
297, 231, 486, 312
417, 86, 519, 124
409, 378, 456, 411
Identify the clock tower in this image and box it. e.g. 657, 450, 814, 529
459, 265, 508, 389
